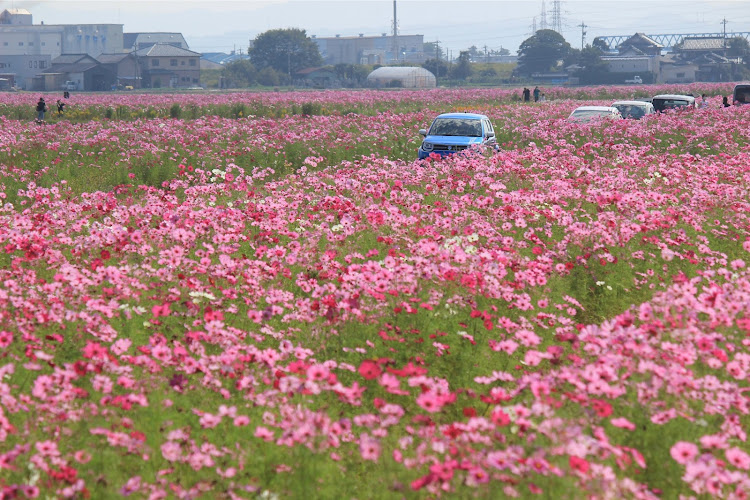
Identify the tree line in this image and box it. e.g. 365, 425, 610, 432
218, 27, 750, 88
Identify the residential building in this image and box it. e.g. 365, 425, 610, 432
617, 33, 664, 56
35, 54, 115, 91
134, 43, 200, 88
97, 52, 141, 88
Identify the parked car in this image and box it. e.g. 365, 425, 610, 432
418, 113, 497, 160
62, 81, 77, 91
651, 94, 697, 112
624, 76, 643, 84
567, 106, 622, 123
611, 100, 655, 119
733, 83, 750, 105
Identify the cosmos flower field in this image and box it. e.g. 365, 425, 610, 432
1, 84, 749, 499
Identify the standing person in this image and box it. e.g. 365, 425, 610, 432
35, 97, 47, 123
56, 99, 65, 114
533, 86, 540, 102
699, 94, 708, 109
722, 96, 730, 107
522, 87, 531, 102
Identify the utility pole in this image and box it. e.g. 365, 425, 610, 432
484, 44, 489, 64
578, 21, 587, 49
722, 17, 729, 56
435, 40, 440, 85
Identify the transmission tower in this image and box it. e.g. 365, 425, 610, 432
540, 1, 548, 30
551, 0, 563, 34
392, 0, 399, 63
532, 16, 537, 34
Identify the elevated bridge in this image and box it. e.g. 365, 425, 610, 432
594, 32, 750, 51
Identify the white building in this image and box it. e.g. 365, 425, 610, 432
0, 9, 124, 88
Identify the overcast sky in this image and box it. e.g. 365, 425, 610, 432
9, 0, 750, 56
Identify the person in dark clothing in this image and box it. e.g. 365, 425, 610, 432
522, 87, 531, 102
533, 86, 540, 102
722, 96, 730, 108
35, 97, 47, 123
56, 99, 65, 114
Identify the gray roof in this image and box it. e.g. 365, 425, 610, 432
43, 62, 101, 74
134, 43, 201, 58
125, 32, 189, 50
622, 33, 664, 49
96, 53, 133, 64
51, 54, 98, 65
681, 38, 726, 51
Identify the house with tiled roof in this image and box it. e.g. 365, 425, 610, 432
33, 53, 115, 91
134, 43, 200, 88
97, 52, 141, 88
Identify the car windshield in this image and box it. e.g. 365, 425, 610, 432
429, 118, 482, 137
653, 98, 690, 111
570, 110, 612, 121
613, 104, 645, 119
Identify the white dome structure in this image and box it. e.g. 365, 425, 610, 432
366, 66, 436, 89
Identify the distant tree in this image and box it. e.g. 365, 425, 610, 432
467, 45, 482, 60
257, 67, 281, 87
221, 60, 257, 88
517, 29, 572, 75
492, 47, 511, 56
574, 45, 611, 84
422, 58, 448, 78
423, 42, 444, 60
519, 33, 566, 73
728, 37, 750, 63
249, 28, 322, 76
592, 37, 610, 53
451, 51, 473, 80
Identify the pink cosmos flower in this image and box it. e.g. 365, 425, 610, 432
670, 441, 699, 465
359, 435, 381, 461
726, 447, 750, 470
610, 417, 636, 431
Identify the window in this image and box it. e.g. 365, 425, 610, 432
170, 59, 177, 66
33, 61, 37, 68
181, 60, 185, 66
189, 59, 196, 67
18, 42, 23, 46
2, 42, 7, 46
676, 72, 685, 78
152, 59, 159, 67
40, 61, 46, 69
42, 42, 46, 46
29, 61, 32, 68
28, 42, 34, 46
